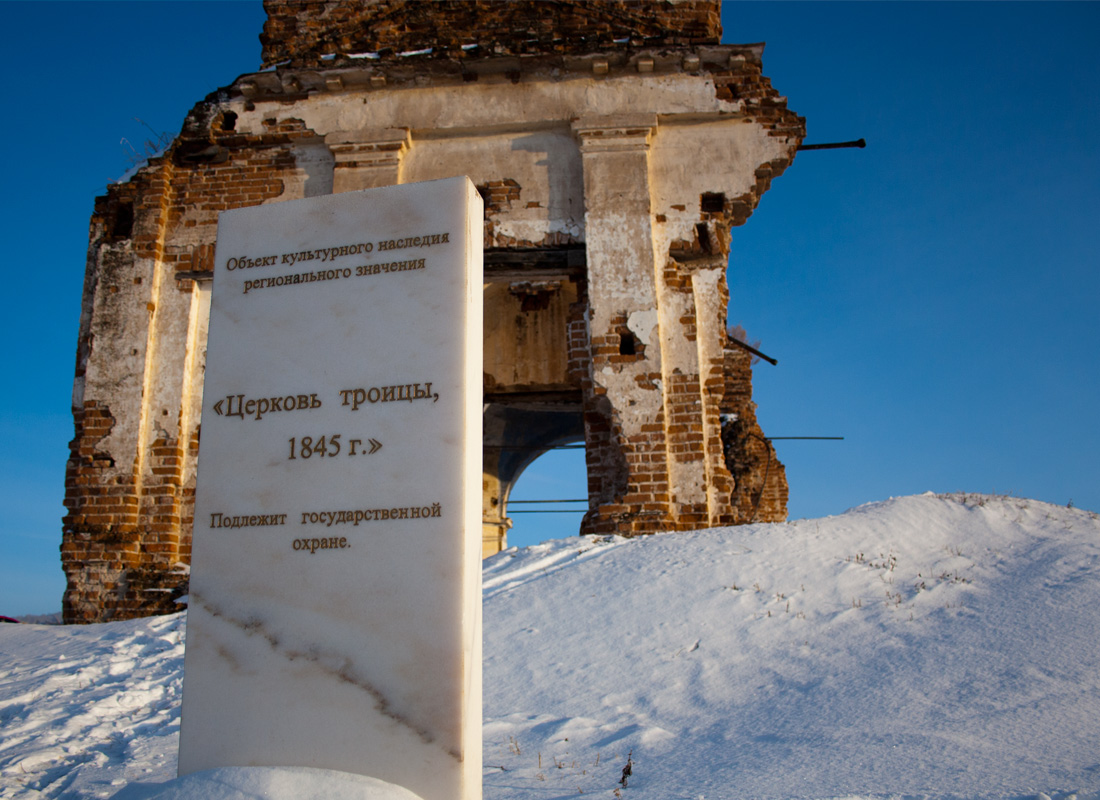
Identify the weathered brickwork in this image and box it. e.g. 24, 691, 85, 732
64, 0, 800, 621
478, 179, 583, 250
721, 342, 790, 523
261, 0, 722, 68
63, 106, 322, 621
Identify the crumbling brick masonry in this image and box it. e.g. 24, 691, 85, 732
64, 0, 801, 622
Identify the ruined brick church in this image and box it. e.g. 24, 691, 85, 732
63, 0, 802, 623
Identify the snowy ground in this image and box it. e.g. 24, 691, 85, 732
2, 493, 1099, 800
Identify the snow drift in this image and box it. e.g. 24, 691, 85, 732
1, 493, 1098, 800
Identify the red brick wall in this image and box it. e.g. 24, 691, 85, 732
721, 341, 789, 523
262, 0, 721, 68
62, 108, 321, 623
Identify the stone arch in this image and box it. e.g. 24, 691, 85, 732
483, 402, 585, 554
481, 246, 587, 554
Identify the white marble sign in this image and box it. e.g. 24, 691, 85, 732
178, 178, 483, 800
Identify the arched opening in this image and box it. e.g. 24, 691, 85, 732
481, 245, 589, 556
483, 399, 584, 554
504, 443, 588, 549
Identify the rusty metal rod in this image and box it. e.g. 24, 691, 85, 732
508, 511, 582, 515
485, 444, 585, 451
797, 138, 866, 151
727, 336, 778, 365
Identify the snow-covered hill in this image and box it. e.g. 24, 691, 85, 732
2, 493, 1099, 800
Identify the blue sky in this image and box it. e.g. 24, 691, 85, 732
2, 2, 1097, 615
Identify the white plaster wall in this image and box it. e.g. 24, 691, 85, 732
649, 120, 793, 254
287, 139, 336, 199
141, 265, 194, 452
82, 247, 158, 479
229, 73, 743, 141
180, 281, 211, 489
403, 129, 584, 243
690, 265, 732, 521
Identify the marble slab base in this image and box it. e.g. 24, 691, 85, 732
178, 178, 483, 800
